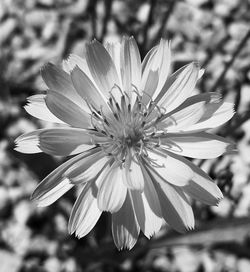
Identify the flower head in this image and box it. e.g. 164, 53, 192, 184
15, 37, 235, 250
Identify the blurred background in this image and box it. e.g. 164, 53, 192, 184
1, 0, 250, 271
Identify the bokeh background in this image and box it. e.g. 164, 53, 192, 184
1, 0, 250, 271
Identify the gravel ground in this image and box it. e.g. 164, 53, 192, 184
1, 0, 250, 271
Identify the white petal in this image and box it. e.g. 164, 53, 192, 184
71, 66, 110, 114
162, 132, 235, 159
171, 155, 223, 205
31, 149, 100, 204
131, 166, 162, 238
15, 128, 97, 156
159, 101, 206, 132
150, 170, 195, 233
186, 102, 235, 131
97, 165, 127, 213
86, 40, 121, 98
112, 192, 140, 250
45, 91, 91, 128
198, 68, 205, 79
14, 131, 41, 154
120, 37, 141, 95
141, 70, 159, 105
141, 40, 168, 103
123, 153, 144, 191
62, 54, 93, 80
36, 178, 73, 207
105, 42, 122, 83
158, 92, 229, 132
156, 62, 200, 113
153, 40, 171, 99
66, 156, 110, 184
141, 45, 157, 72
41, 63, 85, 108
166, 92, 221, 116
68, 182, 101, 237
140, 40, 170, 104
24, 95, 65, 123
146, 150, 193, 186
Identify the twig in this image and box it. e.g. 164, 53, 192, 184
150, 0, 176, 47
100, 0, 113, 42
211, 28, 250, 92
222, 110, 250, 137
87, 0, 98, 38
149, 217, 250, 249
142, 0, 156, 50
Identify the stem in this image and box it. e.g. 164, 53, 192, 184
150, 0, 176, 47
100, 0, 113, 42
142, 0, 156, 50
211, 29, 250, 92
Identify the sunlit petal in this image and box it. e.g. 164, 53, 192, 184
131, 166, 162, 238
71, 66, 110, 114
120, 36, 141, 98
45, 91, 91, 128
68, 182, 101, 237
123, 153, 144, 191
156, 62, 200, 113
161, 132, 235, 159
98, 165, 127, 213
86, 40, 121, 99
15, 128, 98, 156
112, 192, 140, 250
31, 149, 100, 204
24, 94, 65, 123
146, 150, 193, 186
150, 170, 195, 233
35, 178, 73, 207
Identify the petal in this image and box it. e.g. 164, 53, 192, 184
68, 182, 101, 237
111, 192, 140, 250
146, 150, 193, 186
141, 41, 170, 104
86, 40, 121, 98
161, 132, 235, 159
62, 54, 93, 80
131, 166, 162, 238
158, 92, 228, 132
169, 154, 223, 206
156, 62, 200, 113
165, 92, 221, 116
24, 94, 65, 123
15, 128, 98, 156
71, 66, 110, 114
35, 178, 73, 207
152, 40, 171, 99
105, 42, 122, 82
159, 101, 206, 132
120, 37, 141, 95
141, 45, 157, 74
187, 102, 235, 131
183, 180, 223, 206
97, 165, 127, 213
65, 156, 110, 184
41, 63, 85, 108
45, 91, 91, 128
150, 170, 195, 233
31, 149, 100, 205
123, 152, 144, 191
141, 70, 159, 105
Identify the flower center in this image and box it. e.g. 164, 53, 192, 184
87, 85, 165, 163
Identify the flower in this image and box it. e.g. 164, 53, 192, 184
15, 37, 235, 250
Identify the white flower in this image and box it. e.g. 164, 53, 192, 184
15, 37, 235, 250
